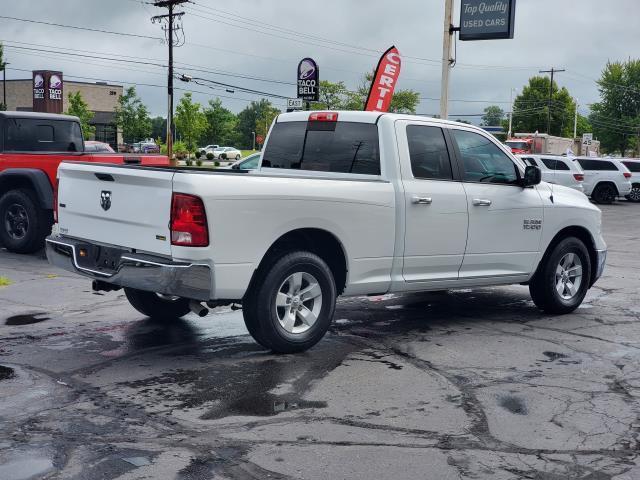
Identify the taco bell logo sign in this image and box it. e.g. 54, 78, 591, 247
49, 74, 63, 100
297, 58, 319, 102
33, 73, 45, 100
33, 71, 64, 113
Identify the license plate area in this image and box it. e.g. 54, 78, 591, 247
75, 243, 126, 274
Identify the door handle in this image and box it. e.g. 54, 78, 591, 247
411, 196, 433, 205
472, 198, 492, 206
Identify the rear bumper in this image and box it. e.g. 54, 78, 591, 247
45, 236, 212, 301
592, 248, 607, 286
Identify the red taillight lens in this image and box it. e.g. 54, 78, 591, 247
53, 178, 60, 223
573, 174, 584, 181
623, 172, 632, 179
308, 112, 338, 122
170, 193, 209, 247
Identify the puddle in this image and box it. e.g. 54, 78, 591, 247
202, 394, 327, 419
498, 394, 528, 415
0, 365, 15, 381
542, 351, 569, 361
0, 456, 54, 480
5, 313, 51, 326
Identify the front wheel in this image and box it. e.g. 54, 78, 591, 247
243, 251, 336, 353
592, 183, 617, 204
0, 189, 52, 253
124, 288, 191, 318
529, 237, 592, 314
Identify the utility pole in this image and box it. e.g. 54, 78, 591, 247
573, 102, 578, 139
1, 63, 8, 110
539, 67, 565, 135
440, 0, 454, 119
508, 87, 517, 138
152, 0, 188, 163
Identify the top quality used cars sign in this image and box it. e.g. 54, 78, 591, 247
459, 0, 516, 41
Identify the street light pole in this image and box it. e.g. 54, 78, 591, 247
573, 102, 578, 139
508, 87, 517, 138
2, 63, 8, 111
439, 0, 454, 119
252, 131, 256, 151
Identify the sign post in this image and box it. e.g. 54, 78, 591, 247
297, 58, 319, 110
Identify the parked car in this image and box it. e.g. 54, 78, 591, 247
47, 111, 606, 353
215, 146, 241, 161
518, 154, 584, 193
230, 152, 260, 170
574, 157, 632, 204
140, 142, 160, 154
198, 144, 219, 155
84, 141, 116, 153
0, 111, 169, 253
620, 159, 640, 202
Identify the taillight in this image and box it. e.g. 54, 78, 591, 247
53, 178, 60, 223
623, 172, 632, 179
170, 193, 209, 247
573, 174, 584, 182
308, 112, 338, 122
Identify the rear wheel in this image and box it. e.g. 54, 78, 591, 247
0, 189, 52, 254
235, 154, 241, 161
626, 184, 640, 202
529, 237, 591, 314
243, 251, 336, 353
124, 288, 191, 318
592, 183, 617, 204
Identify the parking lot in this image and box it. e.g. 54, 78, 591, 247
0, 202, 638, 479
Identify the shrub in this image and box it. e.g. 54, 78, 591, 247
206, 152, 214, 160
185, 158, 193, 166
195, 150, 202, 159
214, 161, 220, 167
196, 159, 203, 167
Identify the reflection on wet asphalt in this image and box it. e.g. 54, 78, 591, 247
1, 204, 639, 479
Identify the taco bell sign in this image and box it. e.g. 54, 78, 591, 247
33, 70, 64, 113
297, 58, 319, 102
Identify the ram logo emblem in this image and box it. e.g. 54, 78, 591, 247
100, 191, 112, 211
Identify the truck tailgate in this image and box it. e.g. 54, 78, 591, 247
57, 162, 174, 256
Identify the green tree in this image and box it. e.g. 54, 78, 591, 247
237, 99, 280, 149
590, 59, 640, 155
201, 98, 238, 146
313, 80, 349, 109
174, 92, 206, 153
150, 116, 166, 142
0, 42, 7, 111
114, 86, 152, 144
481, 105, 505, 126
511, 76, 576, 137
255, 104, 281, 144
65, 91, 95, 138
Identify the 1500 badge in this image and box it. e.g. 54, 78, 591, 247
523, 219, 542, 230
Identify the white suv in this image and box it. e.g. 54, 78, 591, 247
575, 157, 632, 204
518, 155, 584, 193
620, 159, 640, 202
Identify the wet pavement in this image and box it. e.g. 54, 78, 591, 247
1, 203, 639, 479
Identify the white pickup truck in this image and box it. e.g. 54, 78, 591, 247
46, 111, 607, 353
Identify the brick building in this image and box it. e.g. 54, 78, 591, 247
0, 77, 123, 148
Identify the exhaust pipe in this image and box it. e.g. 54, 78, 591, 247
189, 300, 209, 318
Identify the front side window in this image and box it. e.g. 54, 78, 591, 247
262, 121, 380, 175
541, 158, 557, 170
406, 125, 453, 180
451, 129, 519, 184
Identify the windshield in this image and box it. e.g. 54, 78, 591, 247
506, 141, 529, 150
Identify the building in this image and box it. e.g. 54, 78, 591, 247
0, 74, 123, 148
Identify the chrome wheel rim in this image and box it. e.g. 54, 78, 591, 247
629, 187, 640, 202
4, 203, 29, 241
275, 272, 322, 334
555, 253, 583, 300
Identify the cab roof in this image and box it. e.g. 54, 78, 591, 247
0, 111, 80, 122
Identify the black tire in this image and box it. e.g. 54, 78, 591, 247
235, 154, 241, 161
124, 288, 191, 319
592, 183, 617, 204
529, 237, 592, 314
626, 184, 640, 203
0, 189, 52, 254
243, 251, 336, 353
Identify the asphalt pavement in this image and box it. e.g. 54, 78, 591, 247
1, 203, 639, 480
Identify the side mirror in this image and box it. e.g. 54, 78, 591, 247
522, 165, 542, 187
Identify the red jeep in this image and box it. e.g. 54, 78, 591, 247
0, 111, 169, 253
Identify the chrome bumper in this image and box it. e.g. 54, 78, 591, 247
593, 248, 607, 285
45, 236, 212, 301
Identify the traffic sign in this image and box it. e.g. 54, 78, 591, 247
582, 133, 593, 146
287, 98, 304, 110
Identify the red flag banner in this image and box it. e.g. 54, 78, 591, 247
364, 46, 402, 112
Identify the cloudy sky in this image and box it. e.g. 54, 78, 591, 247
1, 0, 638, 122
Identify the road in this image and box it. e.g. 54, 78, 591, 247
1, 203, 639, 480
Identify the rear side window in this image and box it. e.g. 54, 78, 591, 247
406, 125, 453, 180
451, 129, 519, 185
623, 161, 640, 173
578, 159, 618, 171
3, 118, 83, 152
262, 121, 380, 175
